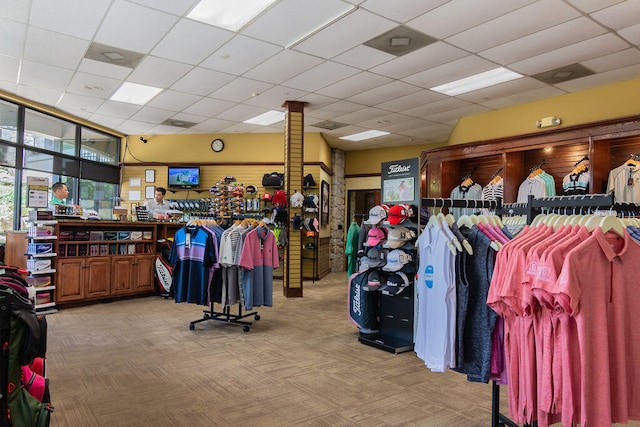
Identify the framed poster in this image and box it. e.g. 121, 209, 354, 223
321, 180, 330, 225
145, 169, 155, 183
145, 186, 155, 199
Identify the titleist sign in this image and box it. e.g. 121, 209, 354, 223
388, 164, 411, 174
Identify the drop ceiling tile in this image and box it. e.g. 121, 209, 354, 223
399, 122, 455, 139
199, 35, 282, 75
480, 17, 607, 65
403, 55, 496, 89
24, 27, 89, 70
591, 0, 640, 29
127, 56, 192, 88
170, 67, 236, 96
77, 58, 132, 80
376, 89, 446, 112
297, 93, 339, 109
360, 0, 448, 23
85, 113, 125, 130
215, 104, 267, 122
192, 117, 237, 133
19, 60, 74, 91
322, 100, 369, 115
127, 0, 196, 15
509, 33, 630, 75
221, 123, 265, 133
30, 0, 111, 39
67, 72, 121, 99
16, 84, 64, 106
169, 111, 208, 125
242, 0, 355, 47
619, 22, 640, 44
94, 100, 143, 119
282, 61, 359, 92
0, 80, 17, 93
147, 90, 202, 111
402, 97, 471, 119
424, 104, 492, 124
210, 77, 273, 102
337, 106, 389, 124
117, 119, 158, 134
567, 0, 625, 13
555, 63, 640, 92
582, 48, 640, 72
332, 45, 395, 70
94, 1, 178, 54
382, 118, 443, 134
407, 0, 536, 39
479, 86, 566, 109
183, 97, 236, 117
243, 49, 324, 84
455, 77, 545, 103
0, 0, 29, 22
130, 106, 175, 123
346, 80, 422, 105
244, 85, 308, 108
56, 93, 106, 114
0, 55, 20, 82
0, 18, 26, 57
356, 113, 416, 130
370, 42, 468, 79
446, 0, 580, 53
152, 19, 233, 65
292, 8, 396, 59
317, 71, 392, 99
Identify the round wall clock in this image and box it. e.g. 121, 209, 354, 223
211, 138, 224, 152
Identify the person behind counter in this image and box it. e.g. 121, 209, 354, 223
51, 181, 69, 205
144, 187, 169, 214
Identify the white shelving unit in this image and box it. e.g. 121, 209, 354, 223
26, 220, 58, 314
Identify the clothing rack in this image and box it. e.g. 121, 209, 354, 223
421, 197, 500, 210
189, 303, 260, 332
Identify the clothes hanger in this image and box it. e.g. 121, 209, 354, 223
456, 215, 474, 229
530, 214, 546, 227
598, 215, 625, 237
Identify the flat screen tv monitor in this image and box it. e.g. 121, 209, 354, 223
167, 166, 200, 189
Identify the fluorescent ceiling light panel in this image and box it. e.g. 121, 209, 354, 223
243, 110, 285, 126
286, 5, 356, 48
188, 0, 277, 31
110, 82, 162, 105
430, 67, 523, 96
340, 130, 390, 141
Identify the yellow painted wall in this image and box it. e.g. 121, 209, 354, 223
345, 145, 431, 176
122, 132, 329, 164
449, 76, 640, 145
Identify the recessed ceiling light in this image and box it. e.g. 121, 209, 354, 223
340, 130, 390, 142
430, 67, 522, 96
110, 82, 162, 105
243, 110, 284, 126
187, 0, 277, 31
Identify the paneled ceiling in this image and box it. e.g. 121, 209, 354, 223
1, 0, 640, 150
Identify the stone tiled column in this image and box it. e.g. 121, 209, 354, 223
330, 148, 346, 272
282, 101, 304, 297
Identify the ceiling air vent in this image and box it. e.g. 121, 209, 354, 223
532, 63, 595, 85
363, 25, 437, 57
310, 120, 348, 131
84, 43, 145, 69
161, 119, 197, 128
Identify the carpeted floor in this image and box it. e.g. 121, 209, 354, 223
44, 272, 637, 426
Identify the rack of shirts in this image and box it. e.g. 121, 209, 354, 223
607, 153, 640, 202
450, 168, 483, 218
517, 160, 556, 203
562, 155, 590, 196
488, 195, 640, 426
171, 217, 279, 332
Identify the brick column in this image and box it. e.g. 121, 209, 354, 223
282, 101, 305, 297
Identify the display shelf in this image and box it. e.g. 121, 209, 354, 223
26, 217, 58, 315
29, 269, 56, 275
26, 253, 57, 258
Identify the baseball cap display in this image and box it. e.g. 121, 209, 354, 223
365, 247, 388, 269
261, 193, 272, 201
304, 194, 319, 212
385, 227, 417, 249
387, 204, 414, 225
366, 269, 382, 290
366, 226, 387, 247
365, 204, 389, 225
292, 215, 303, 230
290, 191, 305, 208
245, 185, 257, 194
382, 249, 414, 272
379, 271, 410, 296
